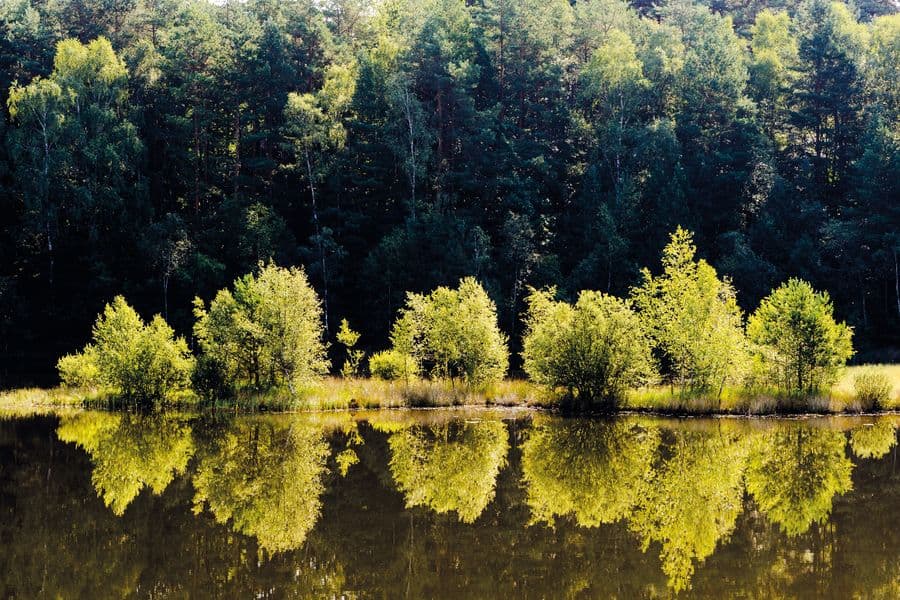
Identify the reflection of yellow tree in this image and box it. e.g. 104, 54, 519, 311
57, 412, 194, 516
629, 430, 752, 593
192, 418, 330, 554
849, 421, 897, 459
746, 428, 852, 537
521, 419, 660, 526
388, 419, 509, 523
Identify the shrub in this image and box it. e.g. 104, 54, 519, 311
522, 288, 655, 410
58, 346, 101, 387
57, 296, 194, 404
193, 262, 329, 394
631, 227, 748, 397
747, 279, 853, 395
369, 350, 413, 381
853, 368, 891, 411
336, 318, 365, 378
390, 277, 508, 385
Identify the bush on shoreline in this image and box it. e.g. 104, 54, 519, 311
193, 263, 330, 395
56, 296, 193, 407
388, 277, 509, 385
522, 288, 655, 411
747, 279, 854, 397
42, 230, 895, 415
369, 350, 414, 381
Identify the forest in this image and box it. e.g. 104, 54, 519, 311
0, 0, 898, 387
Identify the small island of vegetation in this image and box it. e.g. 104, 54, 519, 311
4, 227, 896, 415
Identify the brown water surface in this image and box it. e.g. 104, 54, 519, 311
0, 409, 897, 598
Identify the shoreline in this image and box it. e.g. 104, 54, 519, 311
2, 380, 899, 419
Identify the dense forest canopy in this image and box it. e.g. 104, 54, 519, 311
0, 0, 898, 385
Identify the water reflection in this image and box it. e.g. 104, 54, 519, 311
386, 418, 509, 523
191, 417, 329, 553
746, 427, 853, 537
850, 420, 897, 459
521, 419, 659, 526
0, 410, 892, 597
631, 427, 752, 592
56, 412, 194, 515
522, 419, 754, 591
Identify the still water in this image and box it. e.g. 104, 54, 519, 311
0, 408, 897, 598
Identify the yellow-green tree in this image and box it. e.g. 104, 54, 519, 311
632, 227, 748, 399
57, 296, 194, 405
390, 277, 508, 384
336, 318, 364, 378
7, 36, 140, 289
747, 278, 853, 395
193, 263, 330, 394
748, 9, 799, 143
283, 63, 356, 328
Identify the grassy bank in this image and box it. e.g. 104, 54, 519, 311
624, 364, 900, 415
2, 365, 898, 415
198, 378, 549, 412
0, 378, 550, 412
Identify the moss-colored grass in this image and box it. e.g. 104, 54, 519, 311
2, 365, 898, 414
625, 386, 814, 415
0, 386, 94, 408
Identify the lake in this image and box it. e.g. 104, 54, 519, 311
0, 408, 897, 598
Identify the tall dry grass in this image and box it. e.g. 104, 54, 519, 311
2, 365, 898, 414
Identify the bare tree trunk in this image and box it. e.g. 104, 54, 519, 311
163, 273, 170, 321
306, 147, 329, 332
403, 86, 417, 219
498, 0, 505, 99
40, 116, 54, 287
233, 110, 241, 199
193, 115, 201, 214
607, 251, 612, 293
894, 247, 900, 319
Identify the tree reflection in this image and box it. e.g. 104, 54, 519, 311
521, 419, 659, 526
388, 419, 509, 523
746, 427, 853, 536
849, 421, 897, 459
629, 429, 753, 592
520, 418, 755, 592
5, 413, 900, 597
57, 412, 194, 515
192, 417, 330, 554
